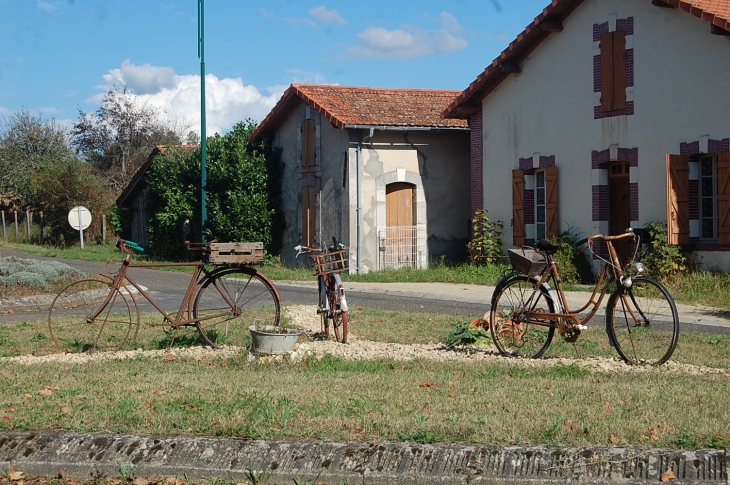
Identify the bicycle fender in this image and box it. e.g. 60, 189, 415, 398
255, 270, 282, 302
333, 273, 349, 312
538, 281, 565, 313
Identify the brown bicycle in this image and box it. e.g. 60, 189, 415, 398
48, 239, 281, 353
489, 229, 679, 365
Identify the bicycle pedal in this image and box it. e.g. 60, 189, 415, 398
316, 308, 327, 315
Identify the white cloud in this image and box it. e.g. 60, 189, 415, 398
91, 61, 285, 136
102, 60, 176, 95
37, 1, 62, 15
309, 6, 347, 25
346, 12, 467, 59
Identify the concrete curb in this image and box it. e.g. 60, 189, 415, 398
0, 432, 727, 484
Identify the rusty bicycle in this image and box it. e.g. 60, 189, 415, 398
295, 238, 349, 343
489, 228, 679, 365
48, 239, 281, 353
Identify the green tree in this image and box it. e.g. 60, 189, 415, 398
0, 108, 76, 206
144, 121, 279, 258
30, 158, 113, 246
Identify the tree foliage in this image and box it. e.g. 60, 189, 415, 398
144, 121, 278, 258
0, 108, 76, 206
30, 158, 113, 246
71, 87, 188, 191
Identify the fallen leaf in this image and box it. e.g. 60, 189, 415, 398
420, 382, 433, 388
61, 407, 71, 414
661, 470, 676, 482
448, 392, 455, 397
8, 470, 24, 480
38, 388, 53, 397
1, 309, 14, 314
609, 434, 620, 444
2, 415, 10, 423
603, 402, 613, 410
5, 407, 14, 413
132, 477, 149, 485
162, 353, 175, 362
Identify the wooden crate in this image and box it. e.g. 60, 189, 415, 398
208, 242, 264, 264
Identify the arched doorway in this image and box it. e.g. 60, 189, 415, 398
384, 182, 417, 268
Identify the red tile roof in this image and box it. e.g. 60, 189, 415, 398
444, 0, 730, 119
250, 84, 468, 142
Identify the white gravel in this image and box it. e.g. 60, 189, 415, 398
3, 304, 726, 376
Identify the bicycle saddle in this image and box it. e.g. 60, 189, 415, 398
535, 239, 561, 255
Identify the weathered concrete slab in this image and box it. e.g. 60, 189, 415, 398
0, 432, 727, 484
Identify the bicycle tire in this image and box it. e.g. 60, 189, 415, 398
489, 275, 555, 358
48, 278, 139, 353
193, 266, 281, 348
605, 276, 679, 365
328, 274, 348, 343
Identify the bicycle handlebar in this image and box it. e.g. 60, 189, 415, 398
573, 228, 635, 248
117, 239, 144, 253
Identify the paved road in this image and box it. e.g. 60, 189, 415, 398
2, 247, 729, 335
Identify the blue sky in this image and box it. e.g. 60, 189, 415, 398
1, 0, 550, 136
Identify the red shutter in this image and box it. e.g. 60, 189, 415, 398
301, 119, 315, 167
611, 31, 626, 111
545, 166, 559, 238
666, 154, 689, 245
600, 31, 626, 112
600, 32, 613, 112
512, 170, 525, 247
717, 152, 730, 245
302, 185, 316, 246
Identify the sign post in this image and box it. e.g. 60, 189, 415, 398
68, 206, 92, 249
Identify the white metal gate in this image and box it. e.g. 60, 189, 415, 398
378, 225, 427, 270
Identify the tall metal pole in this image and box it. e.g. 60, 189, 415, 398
198, 0, 207, 242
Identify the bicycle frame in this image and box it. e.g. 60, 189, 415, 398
90, 244, 279, 330
511, 232, 633, 331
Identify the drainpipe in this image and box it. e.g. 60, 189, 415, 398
356, 127, 374, 274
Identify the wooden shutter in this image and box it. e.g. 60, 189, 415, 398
666, 154, 689, 245
717, 152, 730, 245
301, 119, 316, 167
302, 185, 316, 246
545, 166, 559, 238
600, 31, 626, 112
512, 170, 525, 247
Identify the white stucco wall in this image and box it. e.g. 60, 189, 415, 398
480, 0, 730, 269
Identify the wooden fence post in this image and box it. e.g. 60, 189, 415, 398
26, 209, 31, 241
1, 210, 5, 239
14, 211, 18, 237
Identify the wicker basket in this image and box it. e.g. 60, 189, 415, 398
508, 248, 547, 276
310, 249, 348, 276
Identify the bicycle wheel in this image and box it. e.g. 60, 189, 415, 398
48, 278, 139, 353
193, 267, 281, 348
489, 275, 555, 358
606, 276, 679, 365
326, 274, 348, 343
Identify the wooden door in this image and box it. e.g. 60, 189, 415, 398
608, 162, 631, 264
386, 182, 415, 266
302, 185, 316, 246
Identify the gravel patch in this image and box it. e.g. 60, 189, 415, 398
3, 304, 726, 376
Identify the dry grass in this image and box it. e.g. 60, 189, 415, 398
0, 307, 729, 450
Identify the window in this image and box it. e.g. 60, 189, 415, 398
600, 30, 626, 112
535, 170, 546, 241
700, 155, 718, 239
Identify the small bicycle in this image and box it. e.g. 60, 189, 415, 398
48, 239, 281, 353
489, 228, 679, 365
295, 238, 349, 343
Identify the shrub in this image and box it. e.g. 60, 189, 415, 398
467, 209, 503, 265
548, 228, 594, 284
636, 221, 689, 280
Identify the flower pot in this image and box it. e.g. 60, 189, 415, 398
249, 325, 302, 355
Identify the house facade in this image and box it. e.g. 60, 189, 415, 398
250, 85, 471, 273
445, 0, 730, 270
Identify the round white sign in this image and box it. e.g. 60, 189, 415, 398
68, 206, 92, 230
